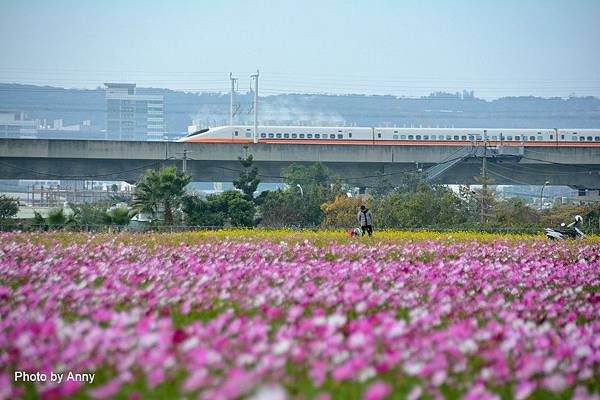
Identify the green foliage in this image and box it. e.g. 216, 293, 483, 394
257, 190, 306, 227
132, 166, 191, 225
182, 190, 255, 227
233, 155, 260, 200
106, 207, 131, 225
47, 208, 67, 227
278, 163, 344, 226
490, 197, 540, 228
0, 195, 19, 221
69, 201, 111, 227
375, 182, 468, 228
227, 197, 255, 227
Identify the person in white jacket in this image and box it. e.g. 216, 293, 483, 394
357, 205, 373, 237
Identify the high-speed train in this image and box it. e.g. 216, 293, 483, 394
179, 125, 600, 146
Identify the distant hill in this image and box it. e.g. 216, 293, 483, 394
1, 83, 599, 135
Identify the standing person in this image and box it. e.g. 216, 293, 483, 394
357, 205, 373, 237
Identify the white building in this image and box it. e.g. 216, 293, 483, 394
0, 110, 37, 138
105, 83, 165, 141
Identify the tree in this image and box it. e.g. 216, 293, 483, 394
258, 190, 305, 227
375, 182, 468, 229
233, 154, 260, 200
490, 198, 540, 229
132, 166, 191, 225
47, 208, 67, 227
279, 163, 345, 226
369, 171, 395, 198
320, 195, 366, 228
106, 207, 131, 225
0, 195, 19, 223
182, 190, 255, 227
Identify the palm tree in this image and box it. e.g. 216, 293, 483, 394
132, 166, 191, 225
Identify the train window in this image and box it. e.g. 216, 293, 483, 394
315, 134, 320, 139
408, 135, 414, 140
348, 133, 352, 138
393, 135, 398, 140
276, 133, 282, 138
523, 136, 528, 141
268, 133, 274, 138
491, 136, 498, 140
468, 135, 474, 140
595, 137, 600, 141
580, 137, 585, 141
537, 132, 541, 135
515, 136, 521, 141
234, 131, 239, 136
400, 135, 406, 140
561, 135, 565, 140
430, 135, 436, 140
299, 134, 305, 139
337, 134, 343, 139
416, 135, 422, 140
587, 136, 593, 141
284, 133, 290, 139
246, 128, 251, 131
423, 135, 429, 140
572, 136, 576, 141
529, 136, 536, 141
550, 135, 553, 139
453, 136, 459, 140
461, 136, 467, 140
291, 133, 297, 139
377, 133, 382, 138
394, 130, 398, 133
260, 133, 266, 138
245, 132, 251, 138
330, 134, 335, 139
507, 136, 513, 141
307, 134, 312, 139
338, 130, 342, 133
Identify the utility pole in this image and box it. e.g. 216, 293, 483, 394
229, 73, 237, 126
480, 129, 488, 223
182, 149, 187, 173
250, 70, 259, 144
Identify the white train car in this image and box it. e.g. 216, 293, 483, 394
179, 125, 600, 146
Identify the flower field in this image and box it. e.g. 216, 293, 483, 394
0, 230, 599, 399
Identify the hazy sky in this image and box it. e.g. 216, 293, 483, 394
1, 0, 599, 99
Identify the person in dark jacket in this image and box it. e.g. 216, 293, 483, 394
357, 205, 373, 237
